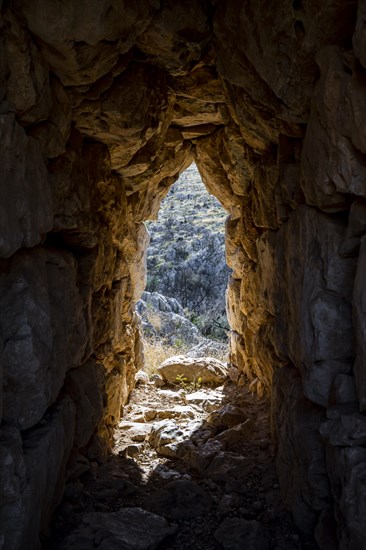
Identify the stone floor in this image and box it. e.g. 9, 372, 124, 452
43, 379, 319, 549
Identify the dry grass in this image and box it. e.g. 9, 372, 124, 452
142, 336, 228, 377
142, 337, 190, 376
145, 308, 162, 331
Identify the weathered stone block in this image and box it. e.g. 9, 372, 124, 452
158, 355, 228, 386
65, 360, 104, 449
229, 331, 246, 375
0, 248, 86, 429
325, 445, 366, 550
28, 77, 71, 158
73, 63, 169, 165
195, 132, 241, 218
252, 163, 279, 230
0, 397, 75, 550
330, 374, 358, 405
0, 113, 53, 258
301, 47, 366, 210
136, 0, 209, 76
21, 396, 75, 549
226, 277, 244, 334
225, 217, 246, 279
272, 367, 332, 534
277, 135, 303, 215
240, 265, 268, 334
128, 222, 149, 304
256, 230, 277, 316
13, 0, 155, 86
321, 412, 366, 447
274, 206, 356, 407
214, 0, 356, 122
3, 11, 51, 123
0, 427, 26, 550
104, 365, 128, 430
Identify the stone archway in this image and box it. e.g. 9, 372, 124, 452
1, 1, 365, 548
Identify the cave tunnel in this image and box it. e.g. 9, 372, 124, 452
1, 1, 366, 548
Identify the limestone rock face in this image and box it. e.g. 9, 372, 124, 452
325, 445, 366, 550
0, 1, 366, 548
0, 248, 86, 430
273, 206, 356, 407
301, 47, 366, 210
0, 397, 75, 550
137, 291, 201, 345
13, 0, 155, 86
0, 113, 53, 258
272, 367, 331, 536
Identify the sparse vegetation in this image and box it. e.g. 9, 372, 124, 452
144, 308, 162, 332
174, 374, 203, 393
142, 337, 190, 377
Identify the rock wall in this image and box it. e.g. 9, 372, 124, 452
1, 1, 366, 548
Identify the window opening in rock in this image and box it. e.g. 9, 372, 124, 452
136, 162, 231, 377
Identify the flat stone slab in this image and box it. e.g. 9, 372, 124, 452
185, 390, 223, 411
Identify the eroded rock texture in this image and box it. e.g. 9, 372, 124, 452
0, 1, 365, 548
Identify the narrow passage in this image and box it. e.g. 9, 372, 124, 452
43, 162, 317, 550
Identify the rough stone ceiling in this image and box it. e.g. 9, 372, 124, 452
6, 0, 357, 191
3, 0, 356, 249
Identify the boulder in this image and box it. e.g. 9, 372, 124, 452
148, 419, 199, 458
157, 355, 228, 385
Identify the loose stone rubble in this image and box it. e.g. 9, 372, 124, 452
44, 378, 310, 550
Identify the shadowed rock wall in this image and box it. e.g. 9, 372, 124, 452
0, 1, 365, 548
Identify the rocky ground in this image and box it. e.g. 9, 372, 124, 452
43, 371, 318, 550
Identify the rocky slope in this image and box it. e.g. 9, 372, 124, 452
145, 164, 231, 340
137, 291, 228, 362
